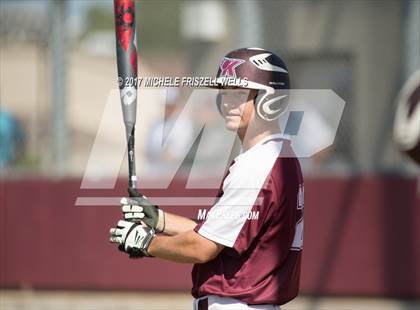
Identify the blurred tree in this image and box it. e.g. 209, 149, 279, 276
84, 6, 114, 34
82, 1, 182, 52
137, 0, 182, 52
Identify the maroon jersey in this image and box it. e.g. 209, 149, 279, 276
192, 134, 304, 305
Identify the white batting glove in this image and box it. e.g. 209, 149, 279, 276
109, 220, 155, 257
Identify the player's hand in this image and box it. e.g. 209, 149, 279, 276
109, 220, 155, 258
121, 188, 165, 232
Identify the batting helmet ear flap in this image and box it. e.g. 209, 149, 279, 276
255, 89, 289, 121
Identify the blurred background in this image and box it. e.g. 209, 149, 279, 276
0, 0, 419, 309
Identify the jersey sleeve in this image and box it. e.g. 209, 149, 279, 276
195, 157, 278, 250
195, 192, 261, 247
231, 179, 280, 255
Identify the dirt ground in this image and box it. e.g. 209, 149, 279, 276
1, 290, 419, 310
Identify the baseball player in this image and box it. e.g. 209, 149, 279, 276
110, 48, 304, 310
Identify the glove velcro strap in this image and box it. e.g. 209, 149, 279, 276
124, 224, 155, 257
156, 209, 165, 233
141, 228, 156, 257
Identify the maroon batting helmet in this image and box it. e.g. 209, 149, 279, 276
214, 47, 290, 121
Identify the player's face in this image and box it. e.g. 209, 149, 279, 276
219, 88, 257, 131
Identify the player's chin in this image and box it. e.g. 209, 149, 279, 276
224, 117, 241, 131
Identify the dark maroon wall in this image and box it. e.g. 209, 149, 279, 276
0, 176, 419, 297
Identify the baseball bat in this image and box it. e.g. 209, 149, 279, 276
114, 0, 138, 192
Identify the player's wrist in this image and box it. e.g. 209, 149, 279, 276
146, 234, 158, 257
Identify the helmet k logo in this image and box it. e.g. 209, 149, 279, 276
220, 58, 245, 78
